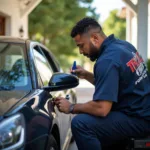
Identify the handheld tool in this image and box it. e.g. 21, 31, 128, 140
71, 61, 77, 76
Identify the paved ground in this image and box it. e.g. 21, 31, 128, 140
68, 80, 95, 150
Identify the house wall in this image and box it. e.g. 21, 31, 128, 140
126, 0, 149, 60
0, 0, 29, 38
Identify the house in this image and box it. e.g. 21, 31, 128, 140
123, 0, 150, 61
0, 0, 42, 38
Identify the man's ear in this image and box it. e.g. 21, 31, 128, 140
90, 33, 99, 45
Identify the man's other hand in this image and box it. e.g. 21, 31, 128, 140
70, 65, 88, 79
54, 97, 71, 114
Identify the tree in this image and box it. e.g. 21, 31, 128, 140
102, 9, 126, 40
29, 0, 99, 70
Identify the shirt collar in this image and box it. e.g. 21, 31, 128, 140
98, 34, 116, 58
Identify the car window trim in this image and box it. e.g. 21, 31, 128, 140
29, 42, 44, 88
32, 44, 54, 87
37, 45, 60, 72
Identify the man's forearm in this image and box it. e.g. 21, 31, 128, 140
85, 71, 94, 85
72, 101, 107, 117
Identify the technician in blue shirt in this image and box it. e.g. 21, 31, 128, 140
54, 17, 150, 150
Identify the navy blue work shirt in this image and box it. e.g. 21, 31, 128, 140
93, 34, 150, 120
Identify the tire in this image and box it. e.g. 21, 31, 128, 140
47, 135, 59, 150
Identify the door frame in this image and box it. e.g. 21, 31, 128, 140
0, 15, 5, 35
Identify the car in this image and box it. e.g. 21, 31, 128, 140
0, 36, 79, 150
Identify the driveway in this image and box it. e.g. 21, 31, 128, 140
68, 79, 94, 150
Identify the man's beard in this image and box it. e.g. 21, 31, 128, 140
89, 42, 99, 62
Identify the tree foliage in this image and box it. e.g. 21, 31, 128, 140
102, 9, 126, 40
29, 0, 99, 70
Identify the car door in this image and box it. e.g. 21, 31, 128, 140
38, 45, 74, 148
32, 44, 73, 149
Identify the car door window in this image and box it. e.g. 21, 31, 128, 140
33, 46, 53, 86
0, 43, 31, 90
39, 46, 60, 72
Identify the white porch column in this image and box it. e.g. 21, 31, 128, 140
148, 1, 150, 58
126, 8, 132, 42
137, 0, 148, 61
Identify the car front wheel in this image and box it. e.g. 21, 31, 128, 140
48, 135, 59, 150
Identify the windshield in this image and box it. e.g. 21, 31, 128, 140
0, 42, 32, 91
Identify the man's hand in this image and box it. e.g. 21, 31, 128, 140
71, 65, 94, 85
71, 65, 88, 79
54, 97, 71, 114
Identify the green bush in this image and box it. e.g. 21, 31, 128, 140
147, 59, 150, 73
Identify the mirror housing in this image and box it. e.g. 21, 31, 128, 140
43, 73, 79, 91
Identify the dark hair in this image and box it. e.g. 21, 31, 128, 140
71, 17, 102, 38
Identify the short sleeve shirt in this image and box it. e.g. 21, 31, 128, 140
93, 34, 150, 120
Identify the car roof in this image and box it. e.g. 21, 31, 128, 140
0, 36, 51, 52
0, 36, 28, 44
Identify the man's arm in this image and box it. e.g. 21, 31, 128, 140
54, 98, 113, 117
84, 71, 95, 85
73, 100, 113, 117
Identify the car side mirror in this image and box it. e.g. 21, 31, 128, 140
43, 72, 79, 91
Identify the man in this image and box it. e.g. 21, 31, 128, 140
54, 17, 150, 150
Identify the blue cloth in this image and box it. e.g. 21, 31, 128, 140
71, 112, 150, 150
93, 34, 150, 120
